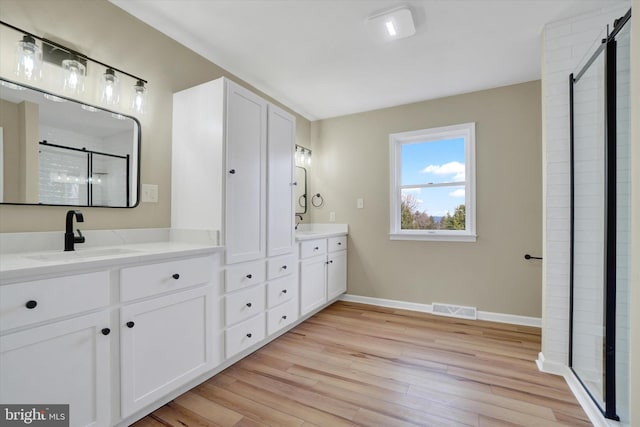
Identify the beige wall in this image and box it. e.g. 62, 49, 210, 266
629, 0, 639, 422
0, 0, 310, 232
310, 81, 542, 317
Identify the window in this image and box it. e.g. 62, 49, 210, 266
389, 122, 476, 242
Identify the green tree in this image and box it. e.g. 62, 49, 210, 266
401, 194, 436, 229
441, 204, 465, 230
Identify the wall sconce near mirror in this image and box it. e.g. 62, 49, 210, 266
2, 20, 148, 115
295, 144, 312, 167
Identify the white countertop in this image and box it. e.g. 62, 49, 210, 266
0, 229, 222, 283
295, 223, 348, 241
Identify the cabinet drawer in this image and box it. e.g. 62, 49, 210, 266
267, 254, 296, 280
267, 299, 297, 336
267, 275, 296, 309
225, 284, 265, 326
299, 239, 327, 259
225, 313, 266, 358
0, 271, 110, 332
328, 236, 347, 252
225, 260, 266, 293
121, 256, 213, 302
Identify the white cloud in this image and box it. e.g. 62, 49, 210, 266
449, 188, 465, 198
422, 161, 465, 181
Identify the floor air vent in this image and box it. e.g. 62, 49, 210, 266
432, 303, 477, 320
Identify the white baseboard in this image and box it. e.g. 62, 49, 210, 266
339, 294, 542, 327
536, 352, 626, 427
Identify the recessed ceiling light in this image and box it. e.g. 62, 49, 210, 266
368, 6, 416, 42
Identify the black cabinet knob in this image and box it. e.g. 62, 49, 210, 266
246, 274, 252, 279
126, 321, 135, 328
282, 315, 287, 320
282, 265, 287, 270
329, 260, 334, 264
246, 302, 252, 307
338, 242, 342, 246
229, 169, 236, 174
246, 333, 252, 338
25, 300, 38, 309
282, 289, 287, 294
101, 328, 111, 336
314, 247, 319, 251
326, 261, 330, 265
172, 273, 180, 280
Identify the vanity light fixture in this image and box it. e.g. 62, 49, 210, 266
15, 34, 43, 81
100, 68, 120, 106
295, 145, 312, 167
62, 57, 86, 95
367, 5, 416, 42
131, 80, 146, 114
2, 19, 148, 115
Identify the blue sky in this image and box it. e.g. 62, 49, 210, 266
401, 137, 466, 217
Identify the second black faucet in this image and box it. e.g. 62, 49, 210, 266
64, 210, 85, 251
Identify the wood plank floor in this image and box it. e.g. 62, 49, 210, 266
133, 301, 591, 427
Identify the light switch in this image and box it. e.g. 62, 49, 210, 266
329, 212, 336, 222
141, 184, 158, 203
357, 198, 364, 209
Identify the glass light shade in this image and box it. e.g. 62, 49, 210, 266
99, 68, 120, 105
15, 35, 42, 81
131, 80, 146, 114
62, 59, 86, 95
306, 150, 312, 166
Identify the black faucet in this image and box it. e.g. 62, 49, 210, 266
64, 210, 85, 251
295, 214, 303, 230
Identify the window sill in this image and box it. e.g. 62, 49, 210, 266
389, 232, 477, 242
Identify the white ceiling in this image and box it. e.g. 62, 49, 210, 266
110, 0, 625, 121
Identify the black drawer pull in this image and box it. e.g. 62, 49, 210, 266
172, 273, 180, 280
246, 274, 253, 279
101, 328, 111, 336
229, 169, 236, 174
314, 247, 319, 251
246, 333, 252, 338
282, 315, 287, 320
338, 242, 342, 246
126, 321, 135, 328
282, 265, 287, 270
25, 300, 38, 309
329, 260, 334, 264
282, 289, 287, 294
246, 302, 252, 308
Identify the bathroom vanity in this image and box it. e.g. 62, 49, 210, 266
0, 226, 347, 427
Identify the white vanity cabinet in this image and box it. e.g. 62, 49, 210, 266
119, 255, 218, 418
299, 235, 347, 316
267, 104, 296, 258
0, 272, 112, 427
172, 77, 296, 266
326, 236, 348, 300
266, 254, 298, 335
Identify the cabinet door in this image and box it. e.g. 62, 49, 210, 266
120, 286, 213, 418
0, 311, 111, 427
327, 250, 347, 301
299, 255, 327, 316
225, 81, 268, 264
267, 104, 295, 257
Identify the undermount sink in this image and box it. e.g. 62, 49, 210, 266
26, 247, 141, 262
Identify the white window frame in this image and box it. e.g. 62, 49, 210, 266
389, 122, 476, 242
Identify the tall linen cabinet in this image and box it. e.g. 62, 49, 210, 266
172, 77, 297, 358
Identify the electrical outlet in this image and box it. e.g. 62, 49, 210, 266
329, 211, 336, 222
141, 184, 158, 203
357, 198, 364, 209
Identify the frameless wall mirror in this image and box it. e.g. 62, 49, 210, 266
0, 79, 140, 207
295, 166, 307, 214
